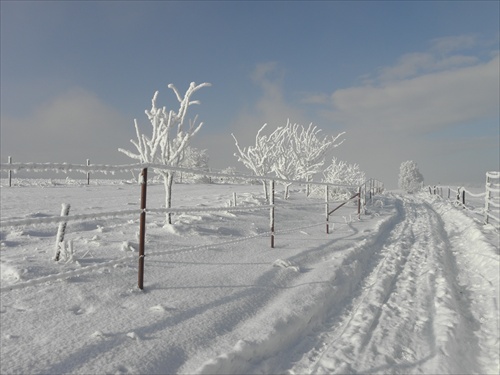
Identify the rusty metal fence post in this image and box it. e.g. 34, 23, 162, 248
357, 186, 361, 219
270, 179, 275, 248
8, 156, 12, 187
138, 168, 148, 290
86, 159, 90, 185
325, 185, 329, 234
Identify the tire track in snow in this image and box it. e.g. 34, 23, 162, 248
287, 194, 482, 374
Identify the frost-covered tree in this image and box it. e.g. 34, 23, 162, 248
178, 146, 210, 183
322, 157, 366, 199
398, 160, 424, 193
270, 121, 345, 198
233, 121, 345, 200
119, 82, 211, 224
232, 124, 276, 201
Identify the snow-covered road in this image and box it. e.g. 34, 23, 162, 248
1, 182, 498, 374
285, 194, 499, 374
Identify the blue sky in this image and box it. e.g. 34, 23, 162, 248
1, 1, 499, 188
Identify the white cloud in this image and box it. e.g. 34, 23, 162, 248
430, 35, 478, 54
325, 53, 499, 133
310, 37, 499, 187
377, 52, 479, 82
1, 87, 132, 164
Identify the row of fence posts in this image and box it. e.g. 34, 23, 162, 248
5, 160, 382, 289
430, 186, 466, 206
429, 175, 500, 225
8, 160, 378, 290
5, 157, 92, 187
135, 169, 380, 290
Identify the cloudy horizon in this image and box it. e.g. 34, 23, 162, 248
1, 1, 498, 188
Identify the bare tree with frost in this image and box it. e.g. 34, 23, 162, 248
119, 82, 211, 224
271, 121, 345, 198
322, 157, 366, 199
232, 124, 276, 202
178, 146, 210, 183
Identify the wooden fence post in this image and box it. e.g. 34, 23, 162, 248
86, 159, 90, 185
54, 203, 71, 261
270, 180, 275, 248
8, 156, 12, 187
484, 174, 491, 224
138, 168, 148, 290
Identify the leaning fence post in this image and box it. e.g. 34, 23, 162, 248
138, 168, 148, 290
8, 156, 12, 187
270, 179, 275, 248
54, 203, 71, 261
86, 159, 90, 185
325, 185, 329, 234
462, 189, 465, 207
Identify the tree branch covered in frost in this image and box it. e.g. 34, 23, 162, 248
321, 157, 366, 200
118, 82, 211, 224
233, 121, 345, 200
270, 120, 345, 199
177, 146, 210, 183
232, 124, 276, 201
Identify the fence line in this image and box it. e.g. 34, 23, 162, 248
1, 217, 354, 293
1, 161, 356, 188
1, 161, 384, 291
428, 171, 499, 225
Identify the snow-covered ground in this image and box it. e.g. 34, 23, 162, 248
1, 178, 498, 374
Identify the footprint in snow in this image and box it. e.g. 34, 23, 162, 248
273, 259, 300, 272
149, 304, 177, 313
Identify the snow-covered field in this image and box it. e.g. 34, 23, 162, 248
1, 178, 498, 374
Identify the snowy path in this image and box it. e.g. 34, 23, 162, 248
282, 194, 499, 374
195, 194, 499, 375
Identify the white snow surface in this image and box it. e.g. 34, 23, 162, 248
1, 179, 498, 375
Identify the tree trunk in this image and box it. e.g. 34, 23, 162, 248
261, 180, 269, 203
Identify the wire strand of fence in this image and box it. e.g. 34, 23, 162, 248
486, 184, 500, 194
0, 218, 352, 292
146, 220, 334, 259
1, 161, 361, 189
463, 189, 487, 197
0, 209, 141, 227
146, 204, 274, 215
487, 200, 500, 208
437, 185, 487, 198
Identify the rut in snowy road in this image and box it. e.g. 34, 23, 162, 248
285, 194, 498, 375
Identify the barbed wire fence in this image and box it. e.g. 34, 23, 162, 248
427, 171, 500, 226
1, 160, 384, 291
